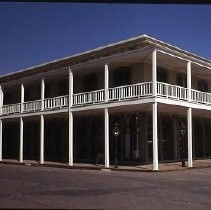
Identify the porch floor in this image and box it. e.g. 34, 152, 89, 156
1, 158, 211, 172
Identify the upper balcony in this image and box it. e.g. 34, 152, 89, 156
1, 46, 211, 116
2, 81, 211, 116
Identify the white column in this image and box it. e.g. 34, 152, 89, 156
153, 102, 158, 170
105, 64, 109, 102
40, 115, 44, 164
187, 61, 191, 101
69, 69, 73, 107
21, 84, 24, 112
0, 86, 3, 115
68, 111, 73, 166
0, 119, 2, 161
41, 79, 45, 110
104, 108, 109, 168
68, 68, 73, 166
187, 107, 193, 167
19, 117, 23, 163
152, 49, 157, 97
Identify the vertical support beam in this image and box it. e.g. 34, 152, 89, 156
68, 68, 73, 166
68, 111, 73, 166
0, 86, 3, 115
104, 64, 109, 102
187, 107, 193, 167
104, 108, 109, 168
21, 84, 24, 112
187, 61, 191, 101
41, 79, 45, 111
152, 49, 157, 97
152, 102, 158, 170
0, 119, 2, 161
69, 69, 73, 107
40, 115, 44, 164
19, 117, 23, 163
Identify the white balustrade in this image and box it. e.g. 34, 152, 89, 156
44, 95, 69, 109
191, 89, 211, 104
73, 89, 104, 106
109, 82, 152, 101
157, 82, 188, 100
2, 103, 21, 115
3, 82, 211, 116
22, 100, 41, 112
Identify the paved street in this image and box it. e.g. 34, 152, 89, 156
0, 164, 211, 209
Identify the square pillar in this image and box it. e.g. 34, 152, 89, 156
68, 68, 73, 166
0, 119, 2, 161
104, 64, 109, 102
40, 115, 44, 164
153, 102, 158, 170
152, 49, 157, 97
187, 107, 193, 167
41, 79, 45, 111
0, 86, 3, 115
187, 62, 191, 101
104, 108, 109, 168
19, 117, 23, 163
69, 68, 73, 107
68, 111, 73, 166
21, 84, 24, 112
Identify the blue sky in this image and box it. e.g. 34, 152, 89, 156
0, 3, 211, 75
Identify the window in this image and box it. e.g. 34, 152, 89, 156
58, 79, 68, 95
157, 67, 168, 83
83, 74, 98, 92
113, 66, 131, 86
4, 92, 12, 105
176, 73, 187, 87
198, 80, 208, 92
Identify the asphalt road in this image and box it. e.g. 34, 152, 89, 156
0, 164, 211, 209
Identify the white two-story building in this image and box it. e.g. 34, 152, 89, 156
0, 34, 211, 170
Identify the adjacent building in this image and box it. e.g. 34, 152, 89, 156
0, 34, 211, 170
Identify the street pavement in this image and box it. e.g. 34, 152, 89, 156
0, 164, 211, 209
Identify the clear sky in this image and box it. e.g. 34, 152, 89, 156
0, 3, 211, 75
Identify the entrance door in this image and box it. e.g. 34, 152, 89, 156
124, 116, 141, 161
158, 116, 174, 161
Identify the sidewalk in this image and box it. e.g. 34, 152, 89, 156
1, 159, 211, 172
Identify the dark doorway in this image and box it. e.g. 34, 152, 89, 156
23, 120, 40, 161
158, 116, 174, 161
2, 121, 19, 160
44, 117, 68, 163
74, 116, 104, 163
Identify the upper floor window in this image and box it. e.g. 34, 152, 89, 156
4, 92, 12, 105
58, 79, 68, 95
83, 73, 98, 92
176, 73, 187, 88
113, 66, 131, 87
157, 67, 168, 83
198, 80, 208, 92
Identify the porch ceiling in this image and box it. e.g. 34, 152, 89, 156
72, 47, 153, 75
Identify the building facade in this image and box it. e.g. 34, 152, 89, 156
0, 35, 211, 170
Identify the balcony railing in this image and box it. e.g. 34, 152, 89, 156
2, 103, 21, 115
157, 82, 188, 101
22, 100, 41, 112
73, 89, 105, 106
2, 82, 211, 115
44, 95, 69, 109
191, 89, 211, 104
109, 82, 152, 101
